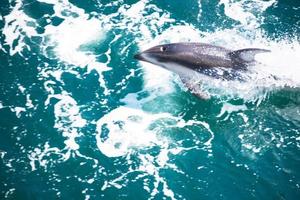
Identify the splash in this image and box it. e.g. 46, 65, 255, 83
95, 105, 213, 199
140, 27, 300, 101
219, 0, 276, 29
95, 106, 170, 157
2, 0, 38, 56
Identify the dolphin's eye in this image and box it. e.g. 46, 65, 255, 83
160, 46, 167, 52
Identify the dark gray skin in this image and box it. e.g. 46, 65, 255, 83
134, 42, 271, 99
134, 42, 270, 80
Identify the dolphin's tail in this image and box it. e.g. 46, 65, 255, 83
229, 48, 271, 69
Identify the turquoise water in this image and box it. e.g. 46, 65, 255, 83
1, 0, 300, 199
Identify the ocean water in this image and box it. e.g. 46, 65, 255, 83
0, 0, 300, 199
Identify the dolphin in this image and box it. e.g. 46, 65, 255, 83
134, 42, 270, 99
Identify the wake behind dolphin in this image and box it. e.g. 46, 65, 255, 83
134, 43, 271, 99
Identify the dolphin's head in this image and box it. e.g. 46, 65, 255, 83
134, 43, 192, 71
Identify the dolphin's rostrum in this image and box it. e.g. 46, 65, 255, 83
134, 42, 270, 99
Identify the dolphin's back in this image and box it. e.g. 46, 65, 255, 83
170, 43, 270, 70
170, 43, 233, 69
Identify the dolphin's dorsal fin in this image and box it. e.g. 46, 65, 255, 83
229, 48, 271, 66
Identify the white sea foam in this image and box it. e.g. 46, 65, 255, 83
41, 1, 111, 94
217, 103, 248, 120
94, 105, 206, 154
2, 0, 300, 198
3, 0, 37, 56
52, 92, 86, 150
43, 17, 107, 69
27, 142, 67, 171
10, 107, 26, 118
95, 104, 212, 198
219, 0, 276, 29
95, 106, 170, 157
